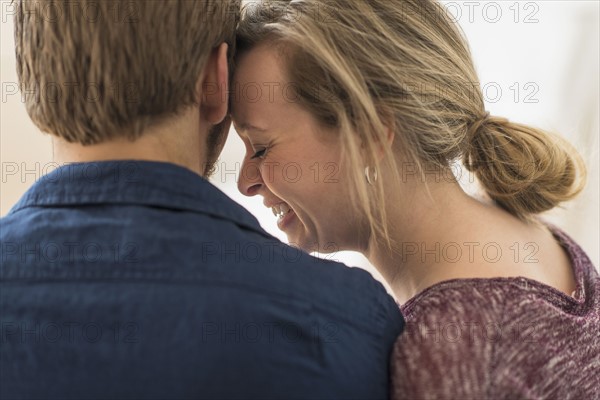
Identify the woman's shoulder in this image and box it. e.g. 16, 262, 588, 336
400, 277, 583, 324
395, 276, 563, 361
391, 225, 600, 399
392, 275, 600, 399
391, 279, 504, 399
391, 274, 600, 399
401, 221, 599, 320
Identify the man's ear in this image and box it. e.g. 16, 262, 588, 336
198, 43, 229, 125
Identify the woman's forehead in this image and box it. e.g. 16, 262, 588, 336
233, 44, 290, 86
231, 47, 301, 125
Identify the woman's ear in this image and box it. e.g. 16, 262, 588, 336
198, 43, 229, 124
377, 109, 396, 160
362, 114, 396, 162
384, 122, 395, 150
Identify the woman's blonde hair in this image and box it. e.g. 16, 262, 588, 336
237, 0, 587, 248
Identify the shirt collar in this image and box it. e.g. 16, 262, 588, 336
9, 160, 268, 237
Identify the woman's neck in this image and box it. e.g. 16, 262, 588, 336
365, 182, 466, 303
366, 172, 526, 303
366, 175, 576, 304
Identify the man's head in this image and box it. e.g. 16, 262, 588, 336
14, 0, 240, 174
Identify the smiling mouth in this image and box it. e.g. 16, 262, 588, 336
270, 202, 297, 231
271, 202, 293, 223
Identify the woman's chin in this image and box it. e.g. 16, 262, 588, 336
284, 231, 317, 254
285, 235, 312, 253
282, 217, 336, 254
287, 234, 339, 255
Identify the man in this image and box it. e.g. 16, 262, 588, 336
0, 1, 403, 398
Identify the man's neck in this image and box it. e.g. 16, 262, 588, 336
53, 110, 207, 176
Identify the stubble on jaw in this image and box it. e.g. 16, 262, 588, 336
203, 116, 231, 178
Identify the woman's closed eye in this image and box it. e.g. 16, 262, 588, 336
251, 147, 269, 160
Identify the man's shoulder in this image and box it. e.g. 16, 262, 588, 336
0, 203, 402, 333
178, 220, 400, 328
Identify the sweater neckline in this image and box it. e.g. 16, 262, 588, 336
401, 222, 594, 315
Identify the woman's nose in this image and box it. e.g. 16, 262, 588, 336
238, 157, 263, 196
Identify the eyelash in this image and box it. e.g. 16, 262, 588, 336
251, 147, 269, 160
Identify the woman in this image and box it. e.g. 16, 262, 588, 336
231, 0, 599, 398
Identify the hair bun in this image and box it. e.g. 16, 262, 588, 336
466, 112, 492, 143
464, 117, 587, 220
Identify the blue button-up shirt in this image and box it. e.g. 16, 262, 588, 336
1, 161, 403, 399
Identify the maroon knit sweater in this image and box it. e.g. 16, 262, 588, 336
391, 225, 600, 399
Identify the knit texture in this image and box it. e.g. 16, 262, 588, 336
391, 225, 599, 399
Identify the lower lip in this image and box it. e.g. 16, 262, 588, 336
277, 210, 296, 231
